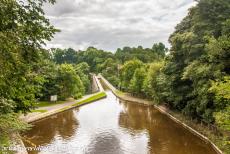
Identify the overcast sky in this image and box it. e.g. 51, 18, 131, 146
43, 0, 196, 52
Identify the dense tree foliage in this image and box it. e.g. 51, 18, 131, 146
52, 48, 77, 64
103, 0, 230, 133
76, 47, 114, 72
0, 0, 57, 113
52, 47, 114, 72
210, 76, 230, 131
0, 0, 57, 145
0, 0, 90, 145
39, 60, 90, 101
1, 0, 229, 150
115, 44, 167, 64
74, 62, 91, 93
97, 58, 120, 87
143, 62, 164, 101
120, 60, 145, 91
50, 43, 167, 88
158, 0, 230, 124
129, 67, 147, 95
56, 64, 85, 100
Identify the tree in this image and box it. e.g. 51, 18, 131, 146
129, 67, 146, 95
152, 43, 168, 57
38, 57, 60, 101
143, 62, 164, 101
0, 0, 58, 113
98, 58, 120, 87
57, 64, 85, 100
210, 76, 230, 131
115, 43, 166, 64
120, 60, 144, 91
0, 0, 57, 146
75, 62, 91, 93
76, 47, 114, 72
52, 48, 77, 64
158, 0, 230, 122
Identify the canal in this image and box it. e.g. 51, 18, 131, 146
22, 89, 217, 154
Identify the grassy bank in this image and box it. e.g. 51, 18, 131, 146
22, 92, 107, 123
31, 109, 47, 113
72, 92, 106, 107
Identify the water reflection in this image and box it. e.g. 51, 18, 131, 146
86, 131, 123, 154
118, 99, 216, 154
22, 90, 217, 154
23, 110, 79, 150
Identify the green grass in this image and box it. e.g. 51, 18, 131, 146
31, 109, 47, 113
35, 101, 66, 107
72, 92, 106, 107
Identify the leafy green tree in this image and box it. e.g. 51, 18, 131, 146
52, 48, 77, 64
152, 43, 168, 57
57, 64, 85, 100
0, 0, 58, 113
143, 62, 164, 101
210, 76, 230, 106
52, 48, 65, 64
0, 0, 58, 146
115, 43, 166, 64
98, 58, 120, 87
120, 60, 144, 91
75, 62, 90, 75
39, 58, 59, 101
129, 67, 146, 95
158, 0, 230, 123
36, 57, 91, 101
76, 47, 114, 72
75, 62, 91, 93
210, 76, 230, 131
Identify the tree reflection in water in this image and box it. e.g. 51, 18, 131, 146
85, 131, 123, 154
118, 100, 216, 154
22, 90, 217, 154
23, 109, 79, 147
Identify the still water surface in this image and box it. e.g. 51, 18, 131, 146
23, 90, 217, 154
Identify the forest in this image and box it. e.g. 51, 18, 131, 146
0, 0, 229, 152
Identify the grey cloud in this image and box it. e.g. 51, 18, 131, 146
44, 0, 196, 51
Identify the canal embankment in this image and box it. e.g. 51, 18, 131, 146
98, 74, 223, 154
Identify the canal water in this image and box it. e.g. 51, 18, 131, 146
22, 90, 217, 154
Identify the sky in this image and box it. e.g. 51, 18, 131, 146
43, 0, 196, 52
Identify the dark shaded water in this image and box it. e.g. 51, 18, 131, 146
22, 90, 217, 154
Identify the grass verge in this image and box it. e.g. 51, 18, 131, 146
31, 109, 47, 113
72, 92, 106, 107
